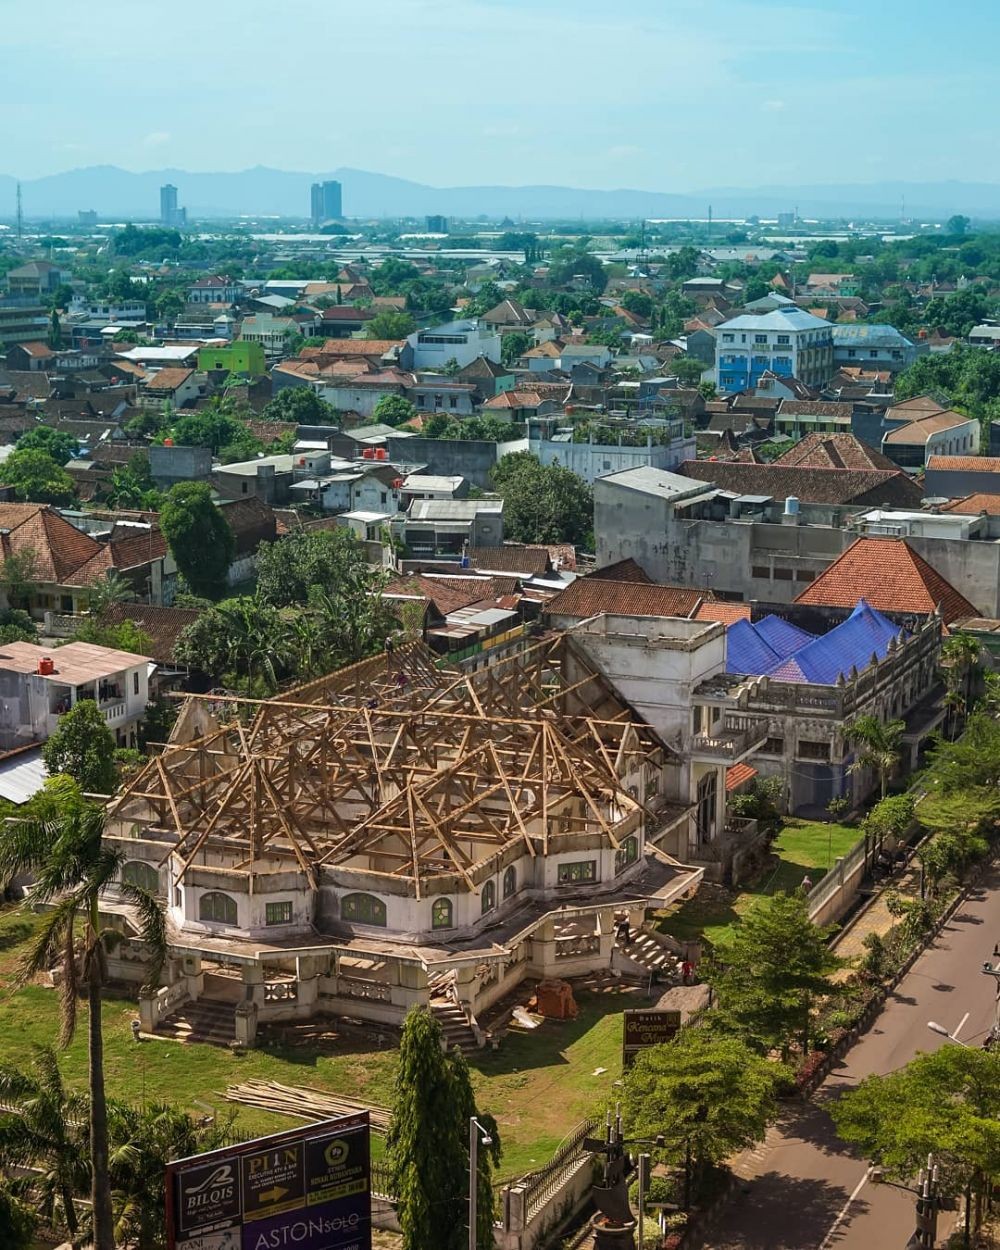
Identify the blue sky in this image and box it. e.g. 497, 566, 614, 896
5, 0, 997, 187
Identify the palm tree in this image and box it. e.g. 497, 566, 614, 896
943, 686, 966, 741
846, 713, 905, 800
941, 634, 982, 720
87, 570, 134, 622
0, 1046, 90, 1238
0, 789, 167, 1250
107, 1102, 199, 1250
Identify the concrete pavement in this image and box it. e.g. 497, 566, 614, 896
689, 866, 1000, 1250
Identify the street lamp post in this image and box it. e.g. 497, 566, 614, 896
468, 1116, 493, 1250
982, 944, 1000, 1047
870, 1153, 940, 1250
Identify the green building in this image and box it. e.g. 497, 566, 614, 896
197, 340, 266, 377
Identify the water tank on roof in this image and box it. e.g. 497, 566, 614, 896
38, 656, 54, 676
784, 496, 800, 516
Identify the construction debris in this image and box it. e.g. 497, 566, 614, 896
225, 1078, 391, 1133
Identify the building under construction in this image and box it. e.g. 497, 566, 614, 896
106, 636, 702, 1045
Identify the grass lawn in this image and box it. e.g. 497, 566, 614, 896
0, 907, 628, 1180
655, 818, 860, 948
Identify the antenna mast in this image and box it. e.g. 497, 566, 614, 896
15, 182, 22, 243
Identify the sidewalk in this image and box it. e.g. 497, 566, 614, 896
830, 861, 923, 969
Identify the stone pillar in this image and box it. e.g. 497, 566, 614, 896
234, 1001, 258, 1048
241, 962, 265, 1007
138, 992, 157, 1033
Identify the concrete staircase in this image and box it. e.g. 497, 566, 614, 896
430, 999, 480, 1054
616, 926, 682, 983
154, 998, 237, 1046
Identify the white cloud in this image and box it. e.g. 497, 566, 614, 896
142, 131, 171, 148
762, 99, 786, 112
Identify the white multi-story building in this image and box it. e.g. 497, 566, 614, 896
405, 319, 501, 370
715, 307, 834, 391
0, 640, 152, 751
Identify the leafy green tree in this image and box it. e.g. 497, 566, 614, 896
624, 1031, 780, 1191
671, 356, 709, 386
16, 424, 78, 465
500, 330, 532, 366
620, 290, 653, 318
256, 527, 380, 609
386, 1007, 500, 1250
0, 785, 168, 1250
104, 454, 162, 511
262, 387, 338, 425
490, 452, 593, 545
941, 634, 982, 720
174, 596, 295, 693
0, 448, 76, 505
43, 699, 119, 796
846, 713, 905, 800
159, 482, 234, 599
365, 309, 416, 339
373, 394, 418, 427
706, 892, 841, 1054
946, 214, 971, 237
546, 247, 607, 292
0, 1045, 89, 1238
171, 407, 256, 456
831, 1046, 1000, 1221
0, 546, 40, 610
0, 608, 36, 643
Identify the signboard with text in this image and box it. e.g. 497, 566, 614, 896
622, 1008, 682, 1066
166, 1112, 371, 1250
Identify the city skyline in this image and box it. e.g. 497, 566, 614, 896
3, 0, 997, 189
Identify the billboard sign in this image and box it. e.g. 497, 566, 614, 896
622, 1008, 682, 1066
166, 1112, 371, 1250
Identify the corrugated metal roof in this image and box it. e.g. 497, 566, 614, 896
0, 747, 47, 804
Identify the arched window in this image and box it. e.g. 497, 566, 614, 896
121, 860, 159, 893
481, 880, 496, 915
432, 898, 453, 930
199, 892, 237, 925
502, 865, 516, 899
341, 893, 387, 927
615, 835, 639, 874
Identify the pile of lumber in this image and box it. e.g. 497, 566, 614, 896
225, 1078, 391, 1133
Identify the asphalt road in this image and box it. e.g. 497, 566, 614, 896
689, 866, 1000, 1250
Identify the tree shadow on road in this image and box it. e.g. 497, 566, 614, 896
773, 1096, 859, 1161
687, 1171, 867, 1250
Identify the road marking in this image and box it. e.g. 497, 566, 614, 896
817, 1166, 872, 1250
954, 1011, 970, 1040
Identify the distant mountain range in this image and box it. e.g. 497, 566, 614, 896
2, 165, 999, 222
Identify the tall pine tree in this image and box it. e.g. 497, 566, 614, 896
386, 1007, 501, 1250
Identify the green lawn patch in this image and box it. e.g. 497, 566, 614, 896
655, 819, 861, 948
0, 909, 629, 1180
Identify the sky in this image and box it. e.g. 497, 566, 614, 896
4, 0, 998, 189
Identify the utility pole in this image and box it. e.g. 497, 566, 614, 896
468, 1116, 493, 1250
637, 1152, 650, 1250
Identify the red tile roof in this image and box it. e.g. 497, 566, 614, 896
467, 546, 551, 576
545, 578, 704, 620
926, 455, 1000, 473
680, 460, 924, 508
694, 601, 752, 625
591, 558, 652, 584
883, 409, 973, 445
793, 537, 976, 623
0, 504, 102, 584
383, 575, 515, 616
773, 433, 899, 472
101, 603, 202, 664
939, 493, 1000, 516
142, 368, 193, 392
725, 763, 757, 792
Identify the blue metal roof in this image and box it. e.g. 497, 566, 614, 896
727, 601, 904, 685
831, 324, 914, 348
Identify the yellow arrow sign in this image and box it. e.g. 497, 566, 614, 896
257, 1186, 289, 1205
